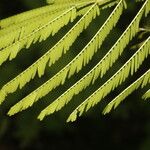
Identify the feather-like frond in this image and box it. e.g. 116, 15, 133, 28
7, 0, 125, 117
0, 4, 68, 29
0, 9, 67, 50
103, 69, 150, 114
0, 0, 116, 66
29, 0, 126, 120
47, 0, 80, 4
67, 35, 150, 122
47, 0, 93, 4
0, 1, 96, 50
142, 89, 150, 100
0, 0, 149, 122
0, 3, 99, 105
47, 0, 118, 5
77, 0, 119, 16
36, 0, 149, 120
0, 0, 92, 29
0, 6, 78, 66
6, 3, 100, 115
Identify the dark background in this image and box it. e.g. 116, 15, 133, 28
0, 0, 150, 150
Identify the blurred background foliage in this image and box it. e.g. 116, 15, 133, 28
0, 0, 150, 149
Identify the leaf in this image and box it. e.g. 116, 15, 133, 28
0, 0, 149, 122
0, 3, 99, 105
67, 35, 150, 122
0, 6, 78, 66
0, 8, 67, 50
142, 89, 150, 100
47, 0, 92, 4
103, 69, 150, 114
8, 92, 37, 116
36, 0, 126, 120
0, 4, 67, 28
7, 3, 102, 116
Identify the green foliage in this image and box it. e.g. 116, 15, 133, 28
67, 35, 150, 122
103, 68, 150, 114
143, 89, 150, 99
0, 0, 149, 122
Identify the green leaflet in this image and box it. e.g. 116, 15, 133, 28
47, 0, 93, 4
101, 1, 119, 9
0, 0, 96, 50
103, 69, 150, 114
0, 0, 148, 121
7, 3, 101, 116
142, 89, 150, 100
49, 0, 117, 5
0, 5, 68, 34
35, 0, 126, 120
0, 2, 100, 65
0, 9, 67, 50
77, 4, 93, 16
0, 6, 77, 66
8, 0, 125, 117
0, 1, 89, 29
0, 4, 70, 29
92, 0, 149, 79
67, 35, 150, 122
47, 0, 79, 4
0, 3, 99, 105
37, 0, 149, 121
77, 0, 119, 16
